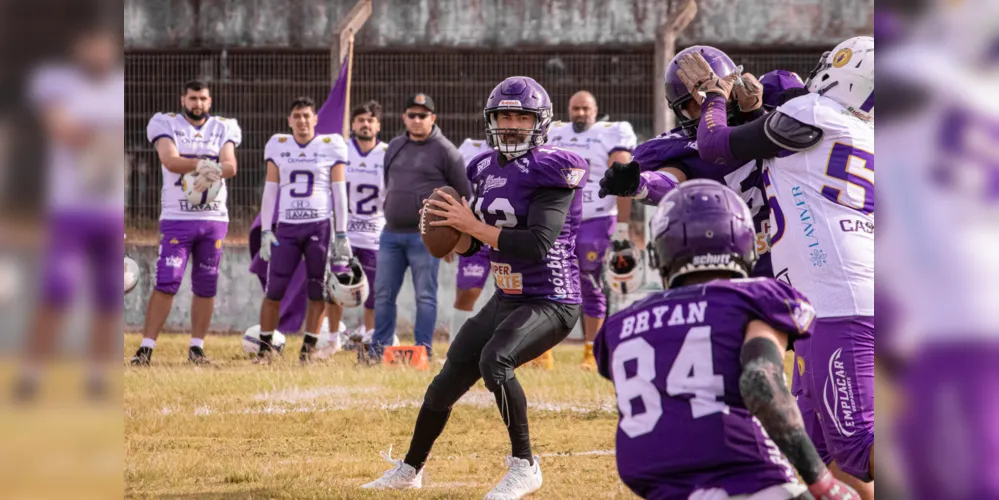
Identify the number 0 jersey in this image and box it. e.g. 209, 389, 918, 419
762, 93, 875, 317
264, 134, 348, 225
345, 138, 388, 250
594, 278, 814, 500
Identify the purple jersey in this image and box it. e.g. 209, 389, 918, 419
467, 146, 587, 303
635, 128, 773, 278
594, 278, 815, 499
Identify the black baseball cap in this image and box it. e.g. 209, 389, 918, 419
404, 93, 436, 113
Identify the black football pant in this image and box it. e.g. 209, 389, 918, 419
403, 294, 579, 469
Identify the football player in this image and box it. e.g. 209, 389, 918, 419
595, 179, 859, 500
361, 76, 587, 499
255, 97, 350, 363
248, 201, 309, 337
678, 36, 875, 495
449, 137, 494, 343
132, 79, 241, 365
326, 101, 387, 344
547, 91, 637, 370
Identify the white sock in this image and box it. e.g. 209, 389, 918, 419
450, 309, 474, 343
332, 332, 343, 349
140, 338, 156, 349
190, 338, 204, 349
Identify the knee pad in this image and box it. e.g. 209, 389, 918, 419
305, 277, 324, 302
191, 276, 219, 298
265, 274, 290, 302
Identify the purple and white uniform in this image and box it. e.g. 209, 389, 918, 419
263, 133, 348, 302
549, 121, 637, 317
467, 146, 587, 302
456, 138, 493, 290
31, 63, 124, 310
345, 137, 388, 309
146, 112, 242, 298
595, 278, 812, 499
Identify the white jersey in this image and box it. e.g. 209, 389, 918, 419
457, 138, 493, 166
30, 64, 125, 214
345, 138, 388, 250
264, 134, 348, 224
762, 93, 874, 318
548, 121, 637, 220
147, 112, 242, 222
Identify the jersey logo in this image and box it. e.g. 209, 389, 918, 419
475, 157, 491, 176
515, 158, 530, 174
491, 262, 523, 294
278, 137, 288, 143
167, 113, 176, 117
785, 299, 816, 334
570, 137, 578, 142
472, 141, 481, 147
482, 175, 507, 194
461, 263, 487, 278
215, 240, 222, 249
323, 137, 332, 143
562, 168, 585, 188
299, 152, 306, 157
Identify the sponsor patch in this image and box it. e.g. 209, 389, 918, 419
491, 262, 523, 294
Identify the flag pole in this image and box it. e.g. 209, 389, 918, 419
341, 33, 355, 138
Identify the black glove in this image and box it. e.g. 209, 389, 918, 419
599, 160, 642, 198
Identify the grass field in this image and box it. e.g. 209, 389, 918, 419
124, 333, 633, 499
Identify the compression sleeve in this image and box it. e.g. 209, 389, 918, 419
261, 181, 279, 231
332, 180, 348, 234
496, 187, 574, 261
696, 94, 786, 165
635, 170, 679, 206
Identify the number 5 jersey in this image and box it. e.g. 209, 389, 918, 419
594, 278, 815, 499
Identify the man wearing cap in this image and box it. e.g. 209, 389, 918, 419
370, 93, 471, 361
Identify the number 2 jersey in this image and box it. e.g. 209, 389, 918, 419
548, 121, 637, 220
762, 93, 874, 317
466, 146, 588, 303
594, 278, 814, 499
146, 112, 243, 222
264, 134, 348, 225
345, 138, 388, 250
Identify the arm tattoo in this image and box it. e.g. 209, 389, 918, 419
739, 337, 826, 484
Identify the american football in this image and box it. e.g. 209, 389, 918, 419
420, 185, 462, 258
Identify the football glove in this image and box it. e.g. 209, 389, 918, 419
330, 232, 353, 274
599, 160, 642, 198
732, 72, 764, 112
194, 159, 223, 192
259, 230, 278, 262
677, 52, 735, 103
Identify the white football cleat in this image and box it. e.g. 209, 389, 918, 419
484, 455, 542, 499
360, 446, 423, 490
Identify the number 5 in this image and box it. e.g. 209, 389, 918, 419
821, 143, 874, 214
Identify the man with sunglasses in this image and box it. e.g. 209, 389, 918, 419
371, 93, 471, 361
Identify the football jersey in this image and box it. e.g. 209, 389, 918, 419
466, 146, 587, 303
457, 138, 493, 166
548, 121, 637, 220
345, 138, 388, 250
30, 64, 124, 213
594, 278, 813, 499
762, 93, 875, 317
146, 112, 243, 222
635, 129, 774, 278
264, 134, 348, 225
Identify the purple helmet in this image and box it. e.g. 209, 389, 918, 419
760, 70, 806, 110
649, 179, 757, 287
664, 46, 738, 137
483, 76, 553, 155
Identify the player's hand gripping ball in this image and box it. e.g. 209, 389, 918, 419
420, 186, 464, 258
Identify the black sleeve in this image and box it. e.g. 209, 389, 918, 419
726, 116, 788, 162
497, 187, 574, 261
459, 236, 483, 257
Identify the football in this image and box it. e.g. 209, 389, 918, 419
420, 186, 462, 258
181, 172, 223, 207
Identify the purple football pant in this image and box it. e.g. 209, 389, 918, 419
456, 246, 490, 291
156, 219, 228, 298
574, 216, 614, 318
43, 210, 122, 311
795, 315, 874, 482
898, 343, 999, 500
265, 220, 330, 302
354, 247, 377, 309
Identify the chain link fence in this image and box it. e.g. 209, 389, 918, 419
125, 48, 821, 241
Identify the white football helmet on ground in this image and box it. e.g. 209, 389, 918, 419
124, 256, 140, 294
181, 171, 223, 207
604, 240, 646, 295
806, 36, 874, 122
242, 325, 286, 354
326, 257, 369, 308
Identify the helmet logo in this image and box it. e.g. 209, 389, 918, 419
832, 48, 852, 68
498, 99, 522, 107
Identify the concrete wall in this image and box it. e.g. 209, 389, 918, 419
124, 0, 873, 50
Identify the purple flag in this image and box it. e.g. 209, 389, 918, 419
315, 55, 351, 135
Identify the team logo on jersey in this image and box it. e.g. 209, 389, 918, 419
194, 133, 203, 139
461, 263, 487, 278
215, 239, 222, 249
823, 347, 858, 437
482, 175, 507, 194
323, 137, 332, 143
491, 262, 523, 294
797, 355, 805, 376
562, 168, 585, 188
472, 142, 481, 147
299, 152, 306, 157
164, 256, 184, 268
785, 299, 816, 334
278, 137, 288, 143
515, 158, 530, 174
169, 238, 179, 245
586, 251, 598, 262
832, 48, 852, 68
475, 157, 491, 176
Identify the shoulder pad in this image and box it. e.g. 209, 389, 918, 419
763, 111, 823, 151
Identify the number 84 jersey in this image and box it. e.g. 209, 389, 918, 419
762, 93, 874, 318
265, 134, 349, 225
594, 278, 815, 500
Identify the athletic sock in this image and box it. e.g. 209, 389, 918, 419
140, 338, 156, 349
190, 338, 204, 349
260, 332, 274, 350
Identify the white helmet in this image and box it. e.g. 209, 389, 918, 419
604, 240, 646, 295
806, 36, 874, 122
242, 325, 286, 354
326, 257, 369, 308
124, 256, 140, 294
181, 172, 223, 207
